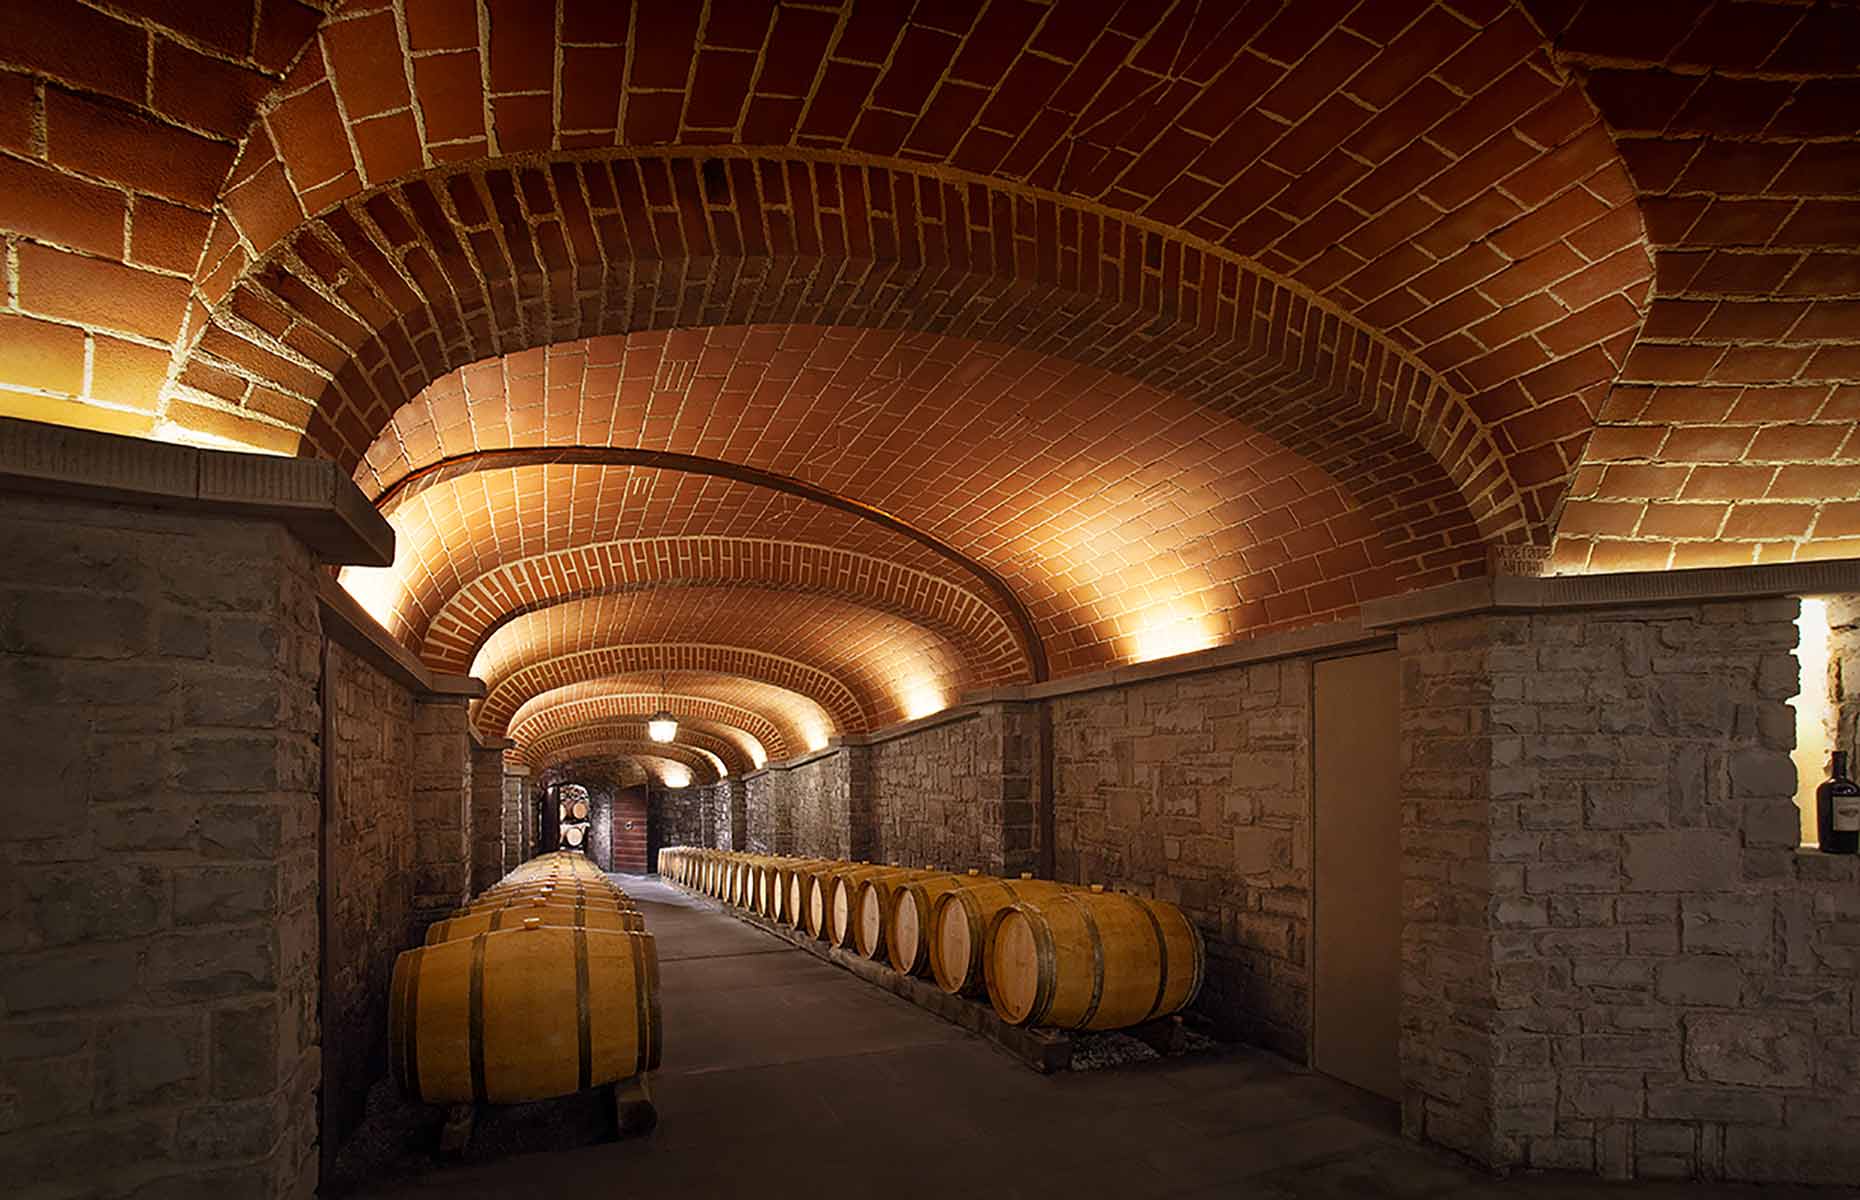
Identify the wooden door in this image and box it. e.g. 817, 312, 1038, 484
1313, 649, 1402, 1101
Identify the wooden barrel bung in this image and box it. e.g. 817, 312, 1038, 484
929, 876, 1073, 996
888, 869, 984, 976
986, 885, 1204, 1030
389, 923, 662, 1105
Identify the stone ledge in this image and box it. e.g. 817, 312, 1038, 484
0, 416, 392, 566
1361, 559, 1860, 629
317, 573, 484, 701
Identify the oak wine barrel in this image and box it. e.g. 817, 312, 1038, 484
571, 799, 590, 820
426, 902, 646, 944
562, 824, 586, 847
887, 870, 987, 976
929, 875, 1074, 996
828, 866, 925, 949
851, 868, 952, 961
804, 862, 869, 939
389, 922, 662, 1104
986, 886, 1204, 1030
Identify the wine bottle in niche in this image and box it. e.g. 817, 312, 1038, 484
1817, 750, 1860, 854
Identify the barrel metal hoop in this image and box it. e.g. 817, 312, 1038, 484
643, 932, 664, 1071
1059, 891, 1107, 1028
1129, 894, 1171, 1023
468, 934, 489, 1103
393, 950, 422, 1102
624, 927, 648, 1076
575, 927, 594, 1091
1020, 903, 1061, 1026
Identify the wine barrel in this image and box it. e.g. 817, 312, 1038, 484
771, 859, 831, 926
562, 825, 586, 847
389, 922, 662, 1104
480, 879, 628, 901
804, 863, 869, 939
887, 870, 988, 976
426, 901, 646, 944
852, 868, 953, 961
462, 890, 634, 916
570, 799, 590, 820
986, 886, 1204, 1030
929, 875, 1074, 996
828, 866, 925, 949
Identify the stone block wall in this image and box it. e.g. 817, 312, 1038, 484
1401, 598, 1860, 1184
319, 640, 415, 1163
1050, 657, 1313, 1054
744, 772, 787, 853
468, 744, 504, 894
791, 751, 863, 859
410, 700, 471, 920
0, 497, 323, 1198
869, 716, 986, 869
500, 766, 529, 875
653, 785, 706, 854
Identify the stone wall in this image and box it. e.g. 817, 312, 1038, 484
584, 785, 613, 871
1050, 658, 1312, 1055
790, 751, 863, 859
653, 785, 706, 855
468, 744, 504, 894
500, 766, 529, 875
320, 640, 415, 1163
744, 772, 787, 854
1401, 597, 1860, 1183
869, 716, 987, 869
410, 701, 471, 920
0, 496, 323, 1198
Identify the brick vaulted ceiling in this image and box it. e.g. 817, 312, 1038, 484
3, 0, 1858, 765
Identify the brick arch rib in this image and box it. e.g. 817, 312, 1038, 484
506, 677, 800, 762
519, 719, 749, 777
535, 741, 721, 786
509, 694, 777, 766
381, 446, 1050, 681
510, 705, 763, 774
476, 644, 865, 740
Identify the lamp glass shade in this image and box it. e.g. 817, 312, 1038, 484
647, 711, 677, 743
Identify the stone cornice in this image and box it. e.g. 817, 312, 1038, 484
0, 417, 392, 567
1360, 559, 1860, 630
317, 574, 483, 701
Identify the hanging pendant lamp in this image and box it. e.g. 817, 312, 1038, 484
648, 670, 677, 743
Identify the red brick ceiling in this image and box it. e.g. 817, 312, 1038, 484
518, 717, 749, 777
508, 694, 775, 770
502, 673, 829, 760
5, 0, 1859, 767
473, 587, 979, 735
536, 739, 721, 786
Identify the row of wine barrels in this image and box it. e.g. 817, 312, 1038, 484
390, 852, 661, 1104
560, 798, 590, 821
655, 847, 1203, 1032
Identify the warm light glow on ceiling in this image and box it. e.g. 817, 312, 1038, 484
900, 679, 946, 721
660, 763, 692, 789
150, 418, 291, 455
1129, 603, 1218, 663
1791, 597, 1831, 847
692, 747, 728, 778
338, 552, 404, 632
746, 738, 768, 769
800, 721, 830, 754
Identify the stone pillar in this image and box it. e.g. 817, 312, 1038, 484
502, 764, 529, 873
1392, 593, 1860, 1183
973, 701, 1041, 876
0, 420, 390, 1200
411, 700, 472, 921
468, 741, 505, 893
744, 771, 786, 852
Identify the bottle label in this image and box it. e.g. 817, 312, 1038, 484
1836, 796, 1860, 833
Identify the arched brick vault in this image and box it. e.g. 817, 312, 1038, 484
518, 717, 749, 777
186, 153, 1538, 560
537, 739, 722, 786
1510, 0, 1860, 572
479, 644, 857, 743
471, 587, 975, 732
508, 698, 769, 771
502, 674, 822, 760
359, 340, 1409, 679
369, 456, 1028, 670
418, 536, 1027, 683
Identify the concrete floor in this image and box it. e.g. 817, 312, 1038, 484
356, 877, 1854, 1200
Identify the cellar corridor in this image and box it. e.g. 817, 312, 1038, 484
345, 877, 1847, 1200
